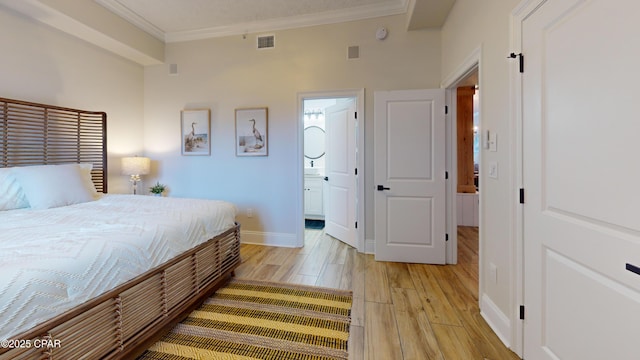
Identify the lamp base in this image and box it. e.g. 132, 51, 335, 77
129, 175, 141, 195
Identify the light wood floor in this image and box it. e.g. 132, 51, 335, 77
235, 226, 520, 360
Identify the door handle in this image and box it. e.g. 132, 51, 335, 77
626, 263, 640, 276
324, 176, 329, 181
377, 185, 390, 191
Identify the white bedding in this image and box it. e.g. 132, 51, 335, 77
0, 195, 237, 340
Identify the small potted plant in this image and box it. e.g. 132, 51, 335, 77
149, 182, 166, 196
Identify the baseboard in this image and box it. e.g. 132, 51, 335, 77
364, 238, 375, 254
480, 294, 512, 348
240, 230, 298, 248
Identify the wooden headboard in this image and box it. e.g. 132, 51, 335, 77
0, 97, 107, 193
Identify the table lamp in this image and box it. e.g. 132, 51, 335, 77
121, 156, 150, 194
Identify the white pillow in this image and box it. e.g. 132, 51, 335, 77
78, 163, 99, 197
0, 168, 29, 211
11, 164, 97, 209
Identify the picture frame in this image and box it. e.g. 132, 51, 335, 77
235, 107, 268, 156
181, 109, 211, 156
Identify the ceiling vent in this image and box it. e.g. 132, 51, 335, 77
257, 35, 275, 49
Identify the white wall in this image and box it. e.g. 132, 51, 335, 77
143, 14, 442, 244
0, 5, 145, 194
441, 0, 522, 346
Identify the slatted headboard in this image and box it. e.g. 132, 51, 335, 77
0, 97, 107, 193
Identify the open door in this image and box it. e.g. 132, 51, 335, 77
323, 99, 357, 248
374, 89, 446, 263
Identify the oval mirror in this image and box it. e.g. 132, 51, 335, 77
304, 126, 326, 159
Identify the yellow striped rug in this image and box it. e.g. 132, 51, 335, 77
138, 278, 353, 360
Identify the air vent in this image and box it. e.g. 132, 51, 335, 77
348, 45, 360, 59
168, 63, 178, 75
257, 35, 275, 49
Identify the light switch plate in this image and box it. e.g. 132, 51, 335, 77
490, 262, 498, 284
488, 132, 497, 152
488, 161, 498, 179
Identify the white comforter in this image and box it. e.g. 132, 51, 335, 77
0, 195, 237, 340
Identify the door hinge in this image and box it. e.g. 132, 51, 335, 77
355, 221, 358, 229
445, 171, 449, 180
445, 233, 449, 241
519, 305, 525, 320
354, 111, 357, 119
445, 105, 449, 114
519, 188, 525, 204
508, 52, 524, 73
355, 168, 358, 176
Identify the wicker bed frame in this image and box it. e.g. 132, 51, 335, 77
0, 98, 241, 359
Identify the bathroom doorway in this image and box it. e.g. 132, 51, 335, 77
298, 90, 364, 251
302, 98, 332, 232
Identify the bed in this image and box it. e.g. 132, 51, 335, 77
0, 98, 241, 359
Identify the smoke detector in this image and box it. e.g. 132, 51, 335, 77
376, 27, 388, 40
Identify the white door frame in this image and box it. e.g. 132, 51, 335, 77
442, 45, 525, 352
508, 1, 541, 356
296, 89, 365, 252
509, 4, 524, 358
443, 45, 523, 355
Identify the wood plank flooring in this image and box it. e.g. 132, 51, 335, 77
235, 226, 520, 360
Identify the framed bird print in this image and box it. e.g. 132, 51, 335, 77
235, 107, 268, 156
181, 109, 211, 156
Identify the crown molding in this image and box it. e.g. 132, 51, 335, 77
96, 0, 408, 43
166, 2, 408, 42
95, 0, 165, 41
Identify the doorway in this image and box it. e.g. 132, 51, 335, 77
453, 70, 481, 289
442, 53, 482, 318
447, 65, 481, 258
297, 90, 365, 251
455, 72, 480, 228
442, 47, 481, 267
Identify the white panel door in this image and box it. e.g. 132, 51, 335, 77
522, 1, 640, 359
374, 89, 446, 264
324, 100, 357, 248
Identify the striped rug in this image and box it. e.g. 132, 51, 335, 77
138, 278, 353, 360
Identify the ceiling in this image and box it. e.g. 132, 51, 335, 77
95, 0, 456, 42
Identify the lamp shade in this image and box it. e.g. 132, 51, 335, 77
121, 157, 150, 176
